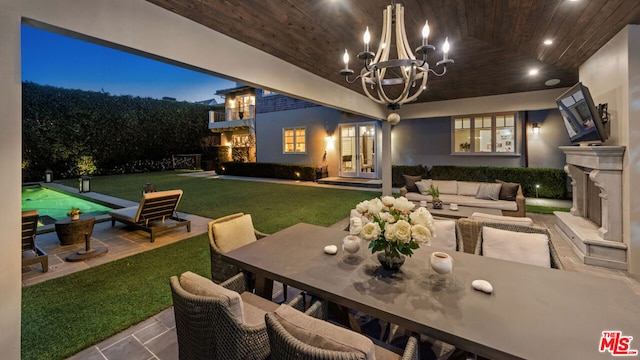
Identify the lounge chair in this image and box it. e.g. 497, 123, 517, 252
109, 189, 191, 242
22, 210, 48, 272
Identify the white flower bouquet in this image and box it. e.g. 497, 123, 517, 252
350, 196, 436, 262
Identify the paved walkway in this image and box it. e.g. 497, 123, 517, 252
23, 174, 637, 360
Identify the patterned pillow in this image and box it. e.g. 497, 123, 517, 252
415, 179, 432, 194
475, 183, 502, 200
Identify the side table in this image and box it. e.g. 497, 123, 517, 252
55, 216, 108, 261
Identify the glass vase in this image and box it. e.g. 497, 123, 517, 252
377, 251, 406, 271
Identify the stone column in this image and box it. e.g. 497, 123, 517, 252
590, 170, 623, 241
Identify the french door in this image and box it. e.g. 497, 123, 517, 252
339, 122, 377, 178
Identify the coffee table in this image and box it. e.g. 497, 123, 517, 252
223, 223, 640, 360
418, 204, 502, 219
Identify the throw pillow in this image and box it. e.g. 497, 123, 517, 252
415, 179, 432, 194
273, 304, 376, 360
496, 179, 520, 201
475, 183, 502, 201
430, 220, 458, 251
402, 174, 423, 193
179, 271, 245, 323
481, 227, 551, 268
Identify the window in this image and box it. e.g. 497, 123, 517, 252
453, 113, 516, 154
283, 127, 306, 154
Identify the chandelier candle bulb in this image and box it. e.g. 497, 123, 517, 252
363, 26, 370, 52
422, 20, 430, 46
343, 49, 350, 70
443, 37, 450, 61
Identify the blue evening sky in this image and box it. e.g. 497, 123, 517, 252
21, 25, 236, 104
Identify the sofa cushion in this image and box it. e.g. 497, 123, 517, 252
404, 193, 518, 211
273, 304, 376, 359
433, 180, 458, 195
496, 180, 520, 201
457, 182, 482, 196
415, 179, 432, 194
475, 183, 502, 200
403, 174, 423, 193
470, 212, 533, 227
482, 227, 551, 268
179, 271, 245, 323
430, 220, 457, 251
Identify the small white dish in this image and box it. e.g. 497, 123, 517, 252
450, 203, 459, 211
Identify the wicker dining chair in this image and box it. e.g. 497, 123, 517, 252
208, 213, 268, 283
265, 300, 419, 360
170, 271, 305, 360
474, 222, 564, 269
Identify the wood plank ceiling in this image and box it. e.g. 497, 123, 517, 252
147, 0, 640, 104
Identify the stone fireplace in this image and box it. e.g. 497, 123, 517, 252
555, 146, 627, 270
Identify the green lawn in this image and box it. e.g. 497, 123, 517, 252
23, 171, 375, 360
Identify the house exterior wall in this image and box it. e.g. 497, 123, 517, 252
526, 110, 571, 169
256, 106, 342, 173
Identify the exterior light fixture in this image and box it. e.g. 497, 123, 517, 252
79, 175, 91, 193
529, 68, 539, 76
340, 3, 454, 124
532, 123, 541, 134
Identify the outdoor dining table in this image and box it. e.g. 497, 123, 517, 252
222, 222, 640, 360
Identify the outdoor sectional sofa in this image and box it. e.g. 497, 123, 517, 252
399, 176, 526, 217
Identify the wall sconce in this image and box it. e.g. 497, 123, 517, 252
325, 134, 335, 150
45, 169, 53, 183
532, 123, 541, 134
79, 175, 91, 193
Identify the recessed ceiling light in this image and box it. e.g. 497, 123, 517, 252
544, 39, 553, 45
545, 79, 561, 86
529, 69, 539, 76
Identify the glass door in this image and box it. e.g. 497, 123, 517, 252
339, 122, 377, 178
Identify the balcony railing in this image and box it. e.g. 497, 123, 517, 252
208, 105, 255, 124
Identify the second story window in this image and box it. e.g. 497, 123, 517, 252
283, 127, 306, 154
453, 113, 516, 154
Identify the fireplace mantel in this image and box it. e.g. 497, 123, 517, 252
556, 145, 627, 270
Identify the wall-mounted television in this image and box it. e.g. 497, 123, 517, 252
556, 82, 608, 145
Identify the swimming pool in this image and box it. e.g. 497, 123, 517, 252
22, 186, 114, 226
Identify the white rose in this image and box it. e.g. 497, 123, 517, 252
393, 220, 412, 243
361, 222, 381, 241
384, 223, 396, 241
381, 196, 396, 207
350, 217, 363, 235
411, 224, 432, 244
410, 207, 434, 227
393, 196, 415, 213
378, 212, 396, 224
367, 198, 385, 214
356, 200, 370, 214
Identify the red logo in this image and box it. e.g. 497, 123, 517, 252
600, 331, 638, 356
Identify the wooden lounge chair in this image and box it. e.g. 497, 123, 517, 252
22, 210, 48, 272
109, 189, 191, 242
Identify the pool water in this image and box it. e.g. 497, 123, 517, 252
22, 186, 113, 225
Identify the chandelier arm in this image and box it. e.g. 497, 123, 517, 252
374, 5, 393, 81
343, 74, 363, 84
403, 70, 429, 103
396, 5, 417, 82
361, 74, 387, 105
428, 66, 448, 77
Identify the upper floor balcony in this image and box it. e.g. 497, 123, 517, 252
208, 105, 255, 131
